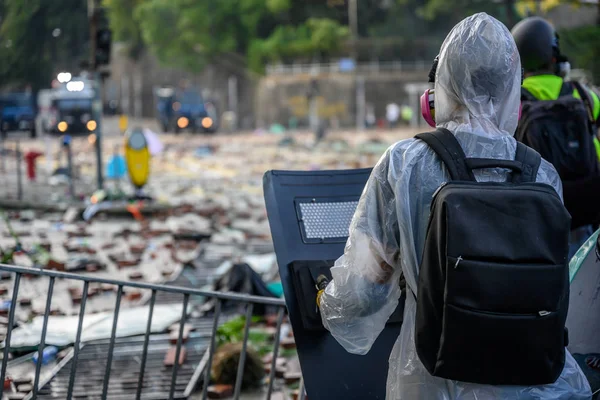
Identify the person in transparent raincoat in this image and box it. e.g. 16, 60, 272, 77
318, 13, 591, 400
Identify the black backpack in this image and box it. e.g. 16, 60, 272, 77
414, 128, 571, 386
517, 81, 599, 181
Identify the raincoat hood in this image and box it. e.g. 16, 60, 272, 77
435, 13, 522, 138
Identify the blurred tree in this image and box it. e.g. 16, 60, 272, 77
103, 0, 145, 60
409, 0, 514, 26
248, 18, 349, 71
0, 0, 88, 91
415, 0, 593, 28
132, 0, 280, 72
560, 24, 600, 84
105, 0, 398, 73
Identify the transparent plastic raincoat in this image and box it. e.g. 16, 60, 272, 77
319, 13, 591, 400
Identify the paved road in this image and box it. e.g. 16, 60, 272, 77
0, 116, 418, 206
0, 118, 420, 400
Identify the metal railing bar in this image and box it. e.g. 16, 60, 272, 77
33, 276, 55, 397
299, 378, 306, 400
65, 347, 205, 361
201, 299, 221, 400
136, 289, 156, 400
233, 303, 254, 400
73, 332, 186, 346
50, 385, 191, 395
0, 272, 20, 399
36, 391, 190, 400
51, 383, 191, 391
0, 264, 285, 306
101, 285, 123, 399
168, 293, 189, 400
54, 381, 192, 392
184, 348, 209, 397
265, 307, 285, 400
65, 343, 196, 357
67, 280, 89, 400
49, 376, 194, 389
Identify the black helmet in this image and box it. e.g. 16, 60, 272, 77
511, 17, 559, 73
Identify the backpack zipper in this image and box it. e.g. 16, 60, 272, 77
454, 256, 463, 269
450, 303, 554, 318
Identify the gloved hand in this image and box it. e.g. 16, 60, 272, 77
316, 274, 329, 308
316, 289, 325, 308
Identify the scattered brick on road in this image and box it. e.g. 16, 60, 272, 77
169, 325, 192, 344
163, 346, 187, 366
46, 259, 65, 271
284, 371, 302, 385
206, 384, 233, 399
128, 271, 144, 281
280, 337, 296, 350
17, 298, 31, 307
125, 291, 142, 302
116, 259, 139, 269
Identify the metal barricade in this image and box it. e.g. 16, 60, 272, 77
0, 264, 289, 400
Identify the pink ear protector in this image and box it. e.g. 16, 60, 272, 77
420, 89, 436, 128
420, 57, 525, 127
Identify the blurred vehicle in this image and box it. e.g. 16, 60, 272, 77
0, 92, 37, 138
154, 86, 218, 134
104, 100, 120, 115
155, 87, 175, 133
48, 77, 97, 136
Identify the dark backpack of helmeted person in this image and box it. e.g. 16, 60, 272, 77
517, 81, 599, 181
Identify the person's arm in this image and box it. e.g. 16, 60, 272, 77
581, 85, 600, 128
319, 149, 402, 355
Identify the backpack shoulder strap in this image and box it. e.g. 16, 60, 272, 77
415, 128, 476, 181
571, 81, 596, 124
513, 142, 541, 183
559, 81, 574, 97
521, 87, 537, 102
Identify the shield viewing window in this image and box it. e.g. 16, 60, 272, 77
296, 198, 359, 243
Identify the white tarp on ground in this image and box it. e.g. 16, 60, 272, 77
143, 128, 164, 155
6, 303, 187, 349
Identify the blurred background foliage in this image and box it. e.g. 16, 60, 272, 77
0, 0, 598, 86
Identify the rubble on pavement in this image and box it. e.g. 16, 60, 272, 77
0, 128, 418, 399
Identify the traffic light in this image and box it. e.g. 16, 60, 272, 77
95, 28, 112, 68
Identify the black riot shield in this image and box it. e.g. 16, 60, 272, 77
263, 168, 404, 400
